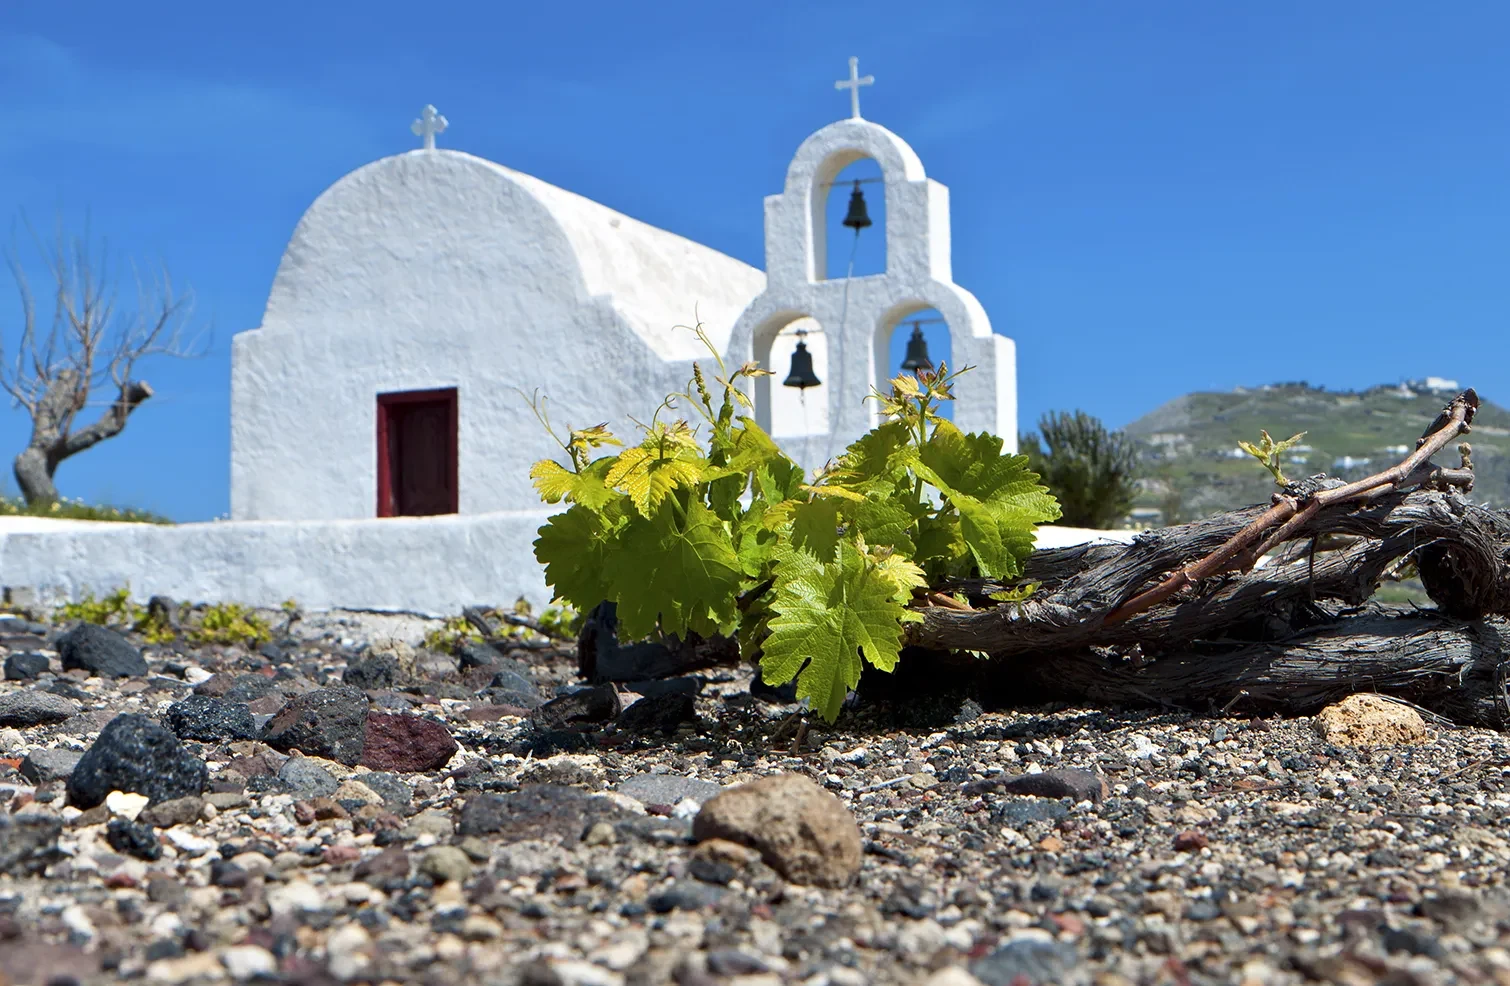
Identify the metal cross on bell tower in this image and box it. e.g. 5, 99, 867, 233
834, 56, 874, 120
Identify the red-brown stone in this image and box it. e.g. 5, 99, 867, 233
359, 712, 457, 773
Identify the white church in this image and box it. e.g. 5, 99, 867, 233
1, 61, 1049, 616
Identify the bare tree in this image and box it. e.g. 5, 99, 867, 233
2, 219, 206, 506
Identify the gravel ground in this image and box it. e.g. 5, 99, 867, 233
1, 606, 1509, 986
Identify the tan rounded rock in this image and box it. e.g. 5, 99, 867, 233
691, 772, 861, 888
1314, 693, 1428, 747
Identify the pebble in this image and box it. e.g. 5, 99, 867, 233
266, 879, 325, 917
19, 747, 83, 783
57, 622, 147, 677
220, 944, 278, 980
616, 772, 722, 807
2, 651, 49, 680
692, 772, 862, 888
66, 714, 208, 809
360, 711, 458, 772
162, 694, 258, 741
277, 756, 340, 799
324, 923, 373, 980
418, 844, 473, 884
0, 688, 78, 727
105, 789, 151, 820
262, 686, 370, 765
1314, 692, 1429, 746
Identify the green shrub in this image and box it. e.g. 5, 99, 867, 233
1020, 411, 1140, 530
56, 586, 141, 628
0, 495, 172, 524
189, 602, 272, 646
423, 616, 483, 653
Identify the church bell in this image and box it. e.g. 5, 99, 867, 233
783, 339, 821, 390
842, 180, 872, 231
900, 323, 933, 372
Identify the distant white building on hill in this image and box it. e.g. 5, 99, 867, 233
3, 64, 1029, 615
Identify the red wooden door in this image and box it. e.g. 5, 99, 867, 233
376, 388, 458, 517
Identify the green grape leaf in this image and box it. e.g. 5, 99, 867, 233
824, 420, 916, 493
567, 459, 621, 511
533, 505, 622, 611
529, 460, 576, 503
759, 540, 917, 723
605, 423, 707, 517
788, 497, 844, 562
914, 511, 971, 580
848, 495, 918, 556
602, 498, 744, 640
732, 500, 779, 577
531, 457, 620, 510
915, 421, 1060, 579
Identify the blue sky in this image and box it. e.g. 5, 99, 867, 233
3, 2, 1507, 520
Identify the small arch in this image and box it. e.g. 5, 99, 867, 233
753, 314, 829, 438
873, 306, 955, 424
812, 156, 887, 282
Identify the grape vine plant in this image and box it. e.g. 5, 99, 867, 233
529, 327, 1062, 721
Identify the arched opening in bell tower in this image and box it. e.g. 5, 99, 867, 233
813, 156, 886, 282
753, 314, 830, 438
874, 306, 954, 424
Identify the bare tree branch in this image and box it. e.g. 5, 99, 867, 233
3, 213, 209, 505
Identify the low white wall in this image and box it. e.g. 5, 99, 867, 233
1, 510, 558, 616
0, 516, 1146, 617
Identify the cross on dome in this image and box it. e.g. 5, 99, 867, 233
834, 57, 874, 120
411, 105, 448, 150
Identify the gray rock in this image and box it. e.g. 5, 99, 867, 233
0, 812, 62, 876
262, 686, 369, 766
277, 757, 339, 799
615, 693, 696, 736
993, 799, 1071, 827
616, 773, 722, 808
969, 768, 1109, 804
971, 935, 1085, 986
3, 652, 49, 681
343, 654, 400, 691
356, 772, 413, 812
19, 748, 83, 784
162, 695, 257, 742
139, 795, 206, 828
457, 785, 627, 841
220, 674, 277, 704
0, 690, 78, 727
647, 880, 725, 913
57, 622, 147, 677
417, 845, 472, 884
66, 714, 209, 809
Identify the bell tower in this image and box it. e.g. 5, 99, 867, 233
728, 58, 1017, 468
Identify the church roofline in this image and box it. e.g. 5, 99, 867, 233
261, 149, 765, 364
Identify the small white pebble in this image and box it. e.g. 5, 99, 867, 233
221, 944, 277, 980
105, 790, 150, 821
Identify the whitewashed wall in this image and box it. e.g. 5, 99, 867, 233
1, 513, 556, 616
1, 517, 1136, 617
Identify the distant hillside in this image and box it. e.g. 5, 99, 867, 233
1121, 380, 1510, 524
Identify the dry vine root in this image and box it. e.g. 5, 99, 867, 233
903, 388, 1510, 728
